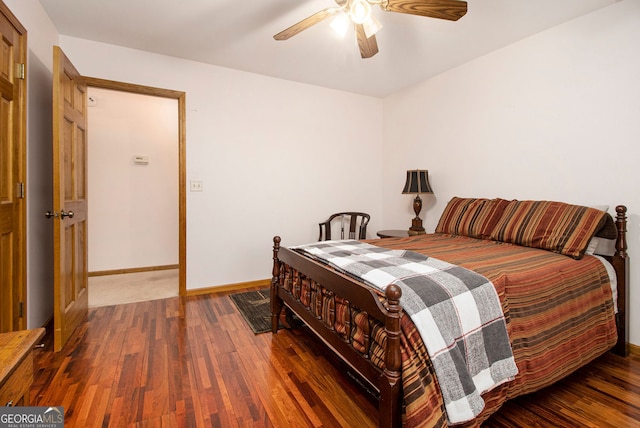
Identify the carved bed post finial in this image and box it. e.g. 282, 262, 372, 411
615, 205, 628, 257
271, 236, 283, 334
380, 283, 403, 427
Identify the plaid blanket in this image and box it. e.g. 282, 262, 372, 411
295, 240, 518, 424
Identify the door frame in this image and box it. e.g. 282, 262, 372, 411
83, 77, 187, 296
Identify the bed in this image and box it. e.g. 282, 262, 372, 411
270, 198, 629, 427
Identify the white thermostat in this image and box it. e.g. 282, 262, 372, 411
133, 155, 149, 165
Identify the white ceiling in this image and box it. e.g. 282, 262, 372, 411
38, 0, 617, 98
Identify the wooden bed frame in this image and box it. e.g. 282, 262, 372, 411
270, 205, 629, 427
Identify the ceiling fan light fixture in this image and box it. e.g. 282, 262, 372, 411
362, 15, 382, 39
330, 12, 351, 38
349, 0, 372, 25
273, 0, 468, 58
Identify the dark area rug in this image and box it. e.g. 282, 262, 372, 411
229, 288, 273, 334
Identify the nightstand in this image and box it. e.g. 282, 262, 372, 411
376, 229, 410, 238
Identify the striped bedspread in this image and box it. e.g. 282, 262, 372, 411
294, 240, 518, 424
376, 233, 617, 427
276, 233, 617, 427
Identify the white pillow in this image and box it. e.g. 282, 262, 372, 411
585, 236, 616, 256
585, 205, 614, 256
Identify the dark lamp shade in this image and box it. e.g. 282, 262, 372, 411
402, 170, 433, 194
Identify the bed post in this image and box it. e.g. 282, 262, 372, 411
612, 206, 629, 356
380, 284, 403, 428
271, 236, 283, 334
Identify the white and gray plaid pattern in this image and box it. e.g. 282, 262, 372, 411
294, 240, 518, 424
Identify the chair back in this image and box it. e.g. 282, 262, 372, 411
318, 212, 370, 241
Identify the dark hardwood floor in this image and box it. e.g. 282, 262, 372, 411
31, 292, 640, 427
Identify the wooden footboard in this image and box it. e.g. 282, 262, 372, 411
271, 236, 403, 427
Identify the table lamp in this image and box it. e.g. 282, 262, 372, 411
402, 169, 433, 235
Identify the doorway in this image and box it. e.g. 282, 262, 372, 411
51, 50, 186, 351
84, 77, 187, 301
86, 87, 179, 306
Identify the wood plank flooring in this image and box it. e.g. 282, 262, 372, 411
30, 292, 640, 427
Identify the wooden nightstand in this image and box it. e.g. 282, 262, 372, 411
376, 229, 410, 238
0, 328, 45, 406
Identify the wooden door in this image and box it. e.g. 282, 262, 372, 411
52, 46, 88, 351
0, 3, 27, 333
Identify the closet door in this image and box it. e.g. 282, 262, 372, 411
0, 2, 27, 333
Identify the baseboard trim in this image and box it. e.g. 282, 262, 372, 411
185, 279, 271, 297
89, 264, 179, 277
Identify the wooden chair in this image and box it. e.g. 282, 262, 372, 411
318, 212, 370, 241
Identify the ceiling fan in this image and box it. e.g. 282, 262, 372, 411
273, 0, 467, 59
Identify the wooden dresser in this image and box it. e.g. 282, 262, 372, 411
0, 328, 45, 406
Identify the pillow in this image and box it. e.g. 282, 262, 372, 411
595, 214, 617, 239
435, 197, 509, 239
587, 205, 617, 255
585, 236, 616, 256
489, 200, 608, 259
479, 198, 511, 238
435, 197, 487, 238
588, 205, 618, 240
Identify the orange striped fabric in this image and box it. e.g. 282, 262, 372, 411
276, 233, 617, 427
489, 200, 608, 259
435, 197, 510, 239
377, 233, 617, 426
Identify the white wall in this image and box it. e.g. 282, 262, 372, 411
87, 87, 179, 272
382, 0, 640, 344
57, 36, 384, 290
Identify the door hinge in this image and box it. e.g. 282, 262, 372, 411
16, 63, 25, 80
19, 301, 23, 318
16, 182, 25, 199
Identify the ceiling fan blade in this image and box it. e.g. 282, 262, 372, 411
355, 24, 378, 59
382, 0, 467, 21
274, 8, 339, 41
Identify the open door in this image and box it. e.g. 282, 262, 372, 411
52, 46, 88, 352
